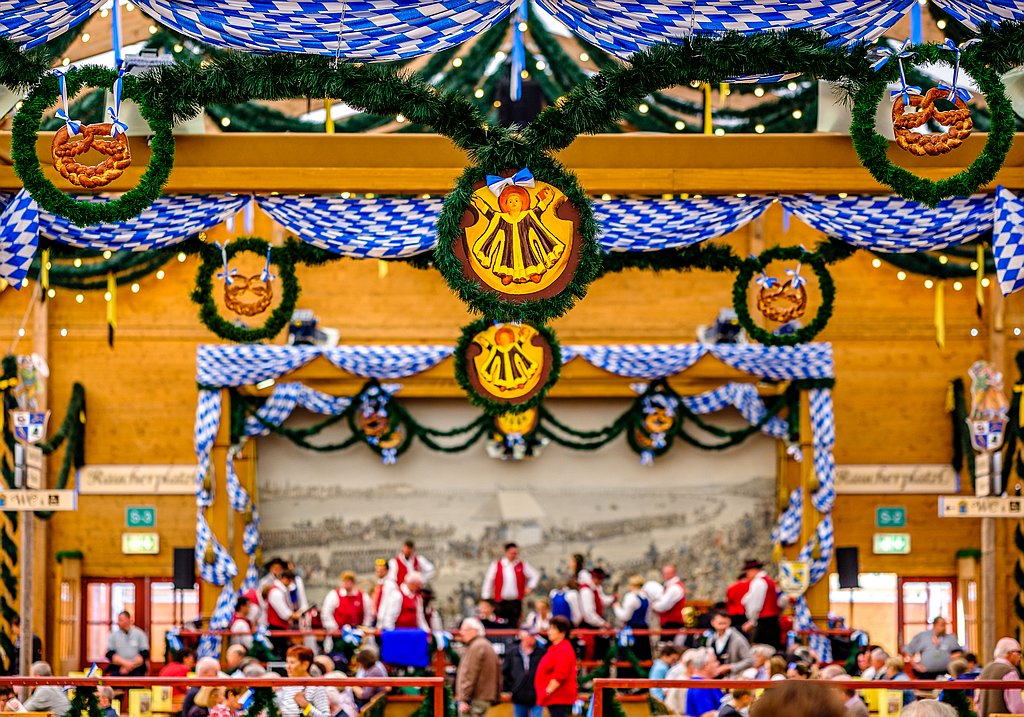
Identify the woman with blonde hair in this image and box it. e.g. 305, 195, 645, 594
613, 575, 652, 665
187, 687, 224, 717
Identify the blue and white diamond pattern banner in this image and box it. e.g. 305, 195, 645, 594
994, 187, 1024, 296
0, 190, 39, 286
0, 0, 103, 49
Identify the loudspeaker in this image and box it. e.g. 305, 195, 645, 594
173, 547, 196, 590
835, 546, 860, 589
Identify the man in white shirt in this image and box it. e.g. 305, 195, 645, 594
652, 564, 687, 633
379, 571, 430, 631
322, 571, 373, 634
578, 567, 613, 661
266, 570, 302, 658
480, 543, 540, 627
387, 540, 436, 585
740, 559, 783, 650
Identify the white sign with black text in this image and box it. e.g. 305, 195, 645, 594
77, 465, 195, 495
835, 465, 959, 494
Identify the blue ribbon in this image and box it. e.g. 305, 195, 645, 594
215, 241, 237, 284
86, 663, 99, 678
617, 626, 635, 647
53, 69, 81, 136
433, 630, 452, 650
786, 246, 808, 289
939, 38, 981, 103
342, 625, 365, 647
640, 450, 654, 466
486, 167, 535, 198
381, 447, 398, 465
111, 0, 123, 68
872, 39, 920, 105
107, 66, 128, 136
259, 245, 276, 282
254, 624, 274, 649
166, 627, 183, 651
752, 255, 779, 289
239, 690, 255, 712
509, 1, 527, 102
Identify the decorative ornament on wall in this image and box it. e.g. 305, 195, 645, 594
755, 249, 809, 323
455, 318, 561, 414
349, 381, 412, 464
222, 245, 275, 317
626, 380, 681, 465
966, 360, 1009, 453
486, 407, 546, 461
437, 158, 601, 324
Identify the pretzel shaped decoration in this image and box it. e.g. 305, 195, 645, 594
892, 88, 973, 157
223, 273, 273, 316
51, 123, 132, 189
757, 279, 808, 323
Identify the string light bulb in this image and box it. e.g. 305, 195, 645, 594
452, 57, 463, 68
971, 328, 979, 337
937, 19, 947, 28
131, 283, 140, 293
675, 120, 686, 130
754, 87, 765, 97
73, 258, 82, 267
220, 117, 231, 127
156, 270, 165, 280
81, 33, 90, 42
970, 261, 980, 270
75, 294, 84, 303
177, 252, 187, 262
897, 271, 907, 281
47, 288, 55, 298
714, 127, 725, 135
939, 255, 948, 264
474, 88, 484, 98
59, 328, 68, 337
755, 124, 765, 133
103, 250, 112, 259
1015, 327, 1022, 337
982, 277, 991, 287
924, 279, 934, 289
792, 110, 803, 119
637, 103, 649, 113
17, 329, 24, 338
579, 52, 590, 62
871, 258, 882, 268
536, 60, 546, 71
953, 281, 963, 291
104, 291, 112, 302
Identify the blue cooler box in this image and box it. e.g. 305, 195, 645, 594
380, 628, 431, 667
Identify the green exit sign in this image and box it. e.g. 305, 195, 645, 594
126, 506, 156, 528
873, 533, 911, 555
876, 506, 906, 528
122, 533, 160, 555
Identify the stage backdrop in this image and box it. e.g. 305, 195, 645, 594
256, 397, 776, 622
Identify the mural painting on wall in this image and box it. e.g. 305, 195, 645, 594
258, 411, 776, 621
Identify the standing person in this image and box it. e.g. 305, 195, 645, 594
481, 543, 540, 627
905, 617, 962, 679
455, 618, 503, 717
549, 580, 581, 627
653, 565, 687, 635
322, 571, 373, 634
21, 662, 71, 714
976, 637, 1024, 717
286, 561, 311, 614
535, 617, 578, 717
229, 596, 254, 649
739, 560, 782, 651
724, 574, 749, 631
266, 570, 302, 658
5, 616, 42, 675
388, 540, 436, 585
379, 571, 429, 630
105, 610, 150, 676
613, 575, 652, 665
275, 646, 331, 717
703, 611, 753, 678
504, 629, 547, 717
578, 567, 612, 661
371, 559, 393, 626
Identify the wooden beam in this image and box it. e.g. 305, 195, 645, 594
2, 132, 1022, 194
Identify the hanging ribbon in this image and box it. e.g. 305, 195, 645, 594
935, 279, 946, 349
106, 271, 116, 347
53, 68, 81, 136
341, 625, 365, 647
617, 626, 635, 647
509, 0, 527, 102
872, 39, 921, 105
111, 0, 124, 68
752, 254, 778, 289
432, 630, 452, 650
938, 39, 981, 103
785, 246, 808, 288
703, 83, 713, 134
486, 168, 535, 197
259, 245, 276, 282
239, 690, 255, 713
215, 242, 236, 284
107, 65, 128, 136
40, 248, 50, 296
910, 1, 923, 45
719, 82, 728, 107
244, 198, 255, 234
166, 627, 183, 652
324, 98, 335, 133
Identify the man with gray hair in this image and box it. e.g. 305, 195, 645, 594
22, 661, 71, 714
455, 618, 502, 717
98, 685, 118, 717
902, 700, 957, 717
182, 656, 222, 717
861, 648, 889, 681
977, 637, 1024, 717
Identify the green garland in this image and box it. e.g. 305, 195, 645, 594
850, 43, 1016, 206
246, 688, 282, 717
11, 65, 176, 226
732, 245, 835, 346
190, 237, 300, 343
63, 686, 103, 717
453, 318, 562, 415
434, 157, 603, 324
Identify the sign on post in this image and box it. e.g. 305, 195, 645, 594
938, 496, 1024, 518
126, 507, 156, 528
10, 411, 48, 444
875, 506, 906, 528
0, 490, 76, 511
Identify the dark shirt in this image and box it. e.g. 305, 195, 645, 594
502, 642, 546, 705
182, 686, 200, 717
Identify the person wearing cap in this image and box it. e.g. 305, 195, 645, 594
652, 564, 687, 635
976, 637, 1024, 717
387, 539, 436, 585
739, 559, 783, 650
504, 628, 547, 717
481, 543, 540, 627
322, 570, 372, 636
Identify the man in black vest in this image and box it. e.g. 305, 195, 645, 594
502, 629, 547, 717
977, 637, 1024, 717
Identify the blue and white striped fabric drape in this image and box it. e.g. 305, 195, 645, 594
5, 0, 1019, 56
0, 191, 38, 286
683, 382, 791, 441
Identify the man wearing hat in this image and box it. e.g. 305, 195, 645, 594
578, 567, 613, 661
724, 572, 749, 631
740, 559, 783, 650
322, 570, 372, 636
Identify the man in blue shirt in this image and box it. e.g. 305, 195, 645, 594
648, 645, 681, 702
684, 648, 724, 717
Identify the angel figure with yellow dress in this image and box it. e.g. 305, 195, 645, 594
469, 169, 568, 286
474, 324, 542, 393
